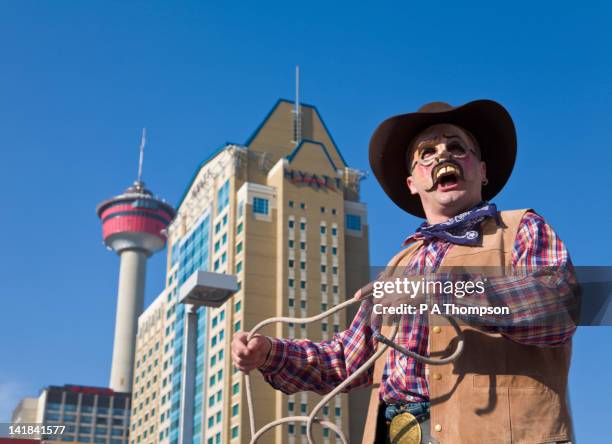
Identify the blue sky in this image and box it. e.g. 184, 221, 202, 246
0, 1, 610, 441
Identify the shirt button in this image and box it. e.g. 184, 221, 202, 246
432, 373, 442, 380
434, 424, 442, 432
432, 326, 441, 334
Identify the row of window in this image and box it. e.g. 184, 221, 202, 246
288, 279, 339, 292
288, 240, 339, 255
288, 201, 338, 215
288, 220, 339, 236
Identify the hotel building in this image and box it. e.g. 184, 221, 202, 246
129, 99, 370, 444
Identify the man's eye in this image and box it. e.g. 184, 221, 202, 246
448, 142, 467, 155
420, 147, 436, 159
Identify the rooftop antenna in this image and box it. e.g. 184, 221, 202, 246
137, 128, 146, 185
293, 65, 302, 145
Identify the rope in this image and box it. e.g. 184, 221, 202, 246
243, 291, 465, 444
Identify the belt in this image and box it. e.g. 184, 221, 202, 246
385, 402, 430, 444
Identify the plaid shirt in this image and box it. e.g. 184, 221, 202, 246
258, 211, 577, 403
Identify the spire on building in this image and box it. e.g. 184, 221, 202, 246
293, 65, 302, 145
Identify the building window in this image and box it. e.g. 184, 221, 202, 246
214, 241, 220, 252
232, 382, 240, 395
217, 180, 230, 213
221, 252, 227, 263
332, 208, 337, 215
289, 200, 294, 208
234, 321, 241, 332
288, 240, 295, 248
235, 301, 241, 312
321, 284, 327, 292
300, 202, 305, 209
300, 242, 306, 250
333, 266, 338, 275
288, 298, 294, 307
215, 223, 221, 234
253, 197, 269, 215
288, 220, 294, 229
288, 259, 294, 268
346, 214, 362, 230
320, 206, 325, 213
300, 281, 306, 289
238, 201, 244, 217
236, 262, 242, 273
332, 227, 337, 236
232, 404, 239, 417
321, 265, 326, 273
300, 261, 306, 270
231, 426, 239, 439
320, 226, 326, 234
300, 222, 306, 230
236, 242, 243, 253
288, 279, 294, 288
237, 223, 243, 234
300, 300, 306, 309
332, 247, 338, 256
222, 233, 227, 244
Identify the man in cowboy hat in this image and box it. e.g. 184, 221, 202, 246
232, 100, 578, 444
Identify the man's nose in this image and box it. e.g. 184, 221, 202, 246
435, 144, 452, 162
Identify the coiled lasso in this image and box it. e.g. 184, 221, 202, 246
243, 286, 465, 444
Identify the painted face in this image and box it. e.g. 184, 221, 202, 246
406, 124, 487, 217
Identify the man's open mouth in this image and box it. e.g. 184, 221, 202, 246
427, 162, 463, 191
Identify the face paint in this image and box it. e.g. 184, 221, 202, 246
411, 139, 478, 170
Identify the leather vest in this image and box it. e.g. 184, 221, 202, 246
361, 210, 573, 444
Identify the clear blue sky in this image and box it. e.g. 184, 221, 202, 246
0, 1, 610, 441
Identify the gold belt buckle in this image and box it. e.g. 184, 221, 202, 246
389, 412, 422, 444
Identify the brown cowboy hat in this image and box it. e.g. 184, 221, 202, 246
368, 99, 517, 218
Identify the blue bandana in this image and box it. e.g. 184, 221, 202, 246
415, 201, 500, 246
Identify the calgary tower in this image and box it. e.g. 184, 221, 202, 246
96, 130, 175, 392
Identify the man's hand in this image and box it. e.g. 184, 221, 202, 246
231, 332, 272, 372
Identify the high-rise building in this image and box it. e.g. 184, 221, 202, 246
9, 385, 131, 443
96, 134, 176, 393
129, 99, 370, 444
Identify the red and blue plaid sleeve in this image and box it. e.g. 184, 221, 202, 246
257, 300, 377, 395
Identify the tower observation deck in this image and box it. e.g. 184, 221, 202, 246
96, 132, 175, 393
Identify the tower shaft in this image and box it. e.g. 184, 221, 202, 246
109, 249, 147, 392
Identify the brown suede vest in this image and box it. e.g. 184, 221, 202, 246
361, 210, 573, 444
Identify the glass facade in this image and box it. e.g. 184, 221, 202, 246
41, 386, 130, 443
168, 211, 212, 444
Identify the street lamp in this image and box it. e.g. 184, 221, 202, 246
177, 271, 238, 444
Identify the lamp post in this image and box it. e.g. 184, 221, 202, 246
177, 271, 238, 444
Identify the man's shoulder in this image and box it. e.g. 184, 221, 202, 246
496, 208, 551, 232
